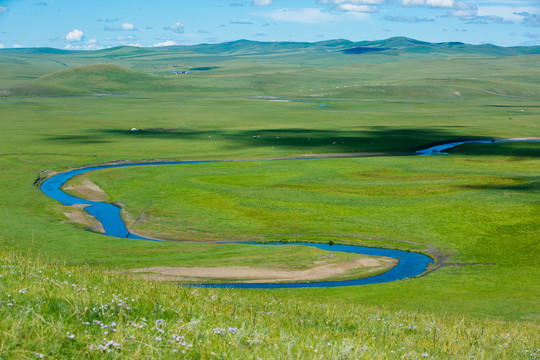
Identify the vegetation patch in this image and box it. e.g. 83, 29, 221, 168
0, 43, 538, 335
1, 248, 538, 359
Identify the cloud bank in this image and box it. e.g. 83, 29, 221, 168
65, 29, 84, 42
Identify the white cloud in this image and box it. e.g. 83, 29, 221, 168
65, 44, 102, 51
0, 43, 4, 49
12, 44, 24, 48
65, 29, 84, 42
64, 39, 103, 50
429, 0, 455, 6
104, 23, 138, 31
0, 6, 7, 13
318, 0, 384, 5
443, 2, 530, 23
450, 9, 477, 19
317, 0, 382, 15
385, 15, 435, 22
116, 36, 136, 41
256, 8, 337, 23
164, 22, 185, 34
478, 6, 535, 21
337, 4, 378, 12
401, 0, 456, 8
153, 40, 177, 47
252, 0, 272, 5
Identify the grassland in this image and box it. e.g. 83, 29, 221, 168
0, 39, 538, 357
1, 248, 538, 359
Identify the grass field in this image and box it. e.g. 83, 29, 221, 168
0, 39, 538, 358
1, 248, 538, 359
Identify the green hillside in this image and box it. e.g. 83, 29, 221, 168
32, 64, 171, 94
1, 37, 539, 74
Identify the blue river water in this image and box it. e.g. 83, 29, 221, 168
40, 138, 538, 288
415, 138, 537, 155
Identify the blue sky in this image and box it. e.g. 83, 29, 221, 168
0, 0, 539, 49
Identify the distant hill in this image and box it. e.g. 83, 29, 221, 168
3, 37, 538, 59
0, 47, 77, 55
1, 37, 539, 96
335, 37, 540, 57
162, 37, 540, 57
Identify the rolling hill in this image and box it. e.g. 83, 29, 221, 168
2, 63, 176, 96
34, 64, 166, 93
2, 36, 539, 62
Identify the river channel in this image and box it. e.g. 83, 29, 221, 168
40, 138, 537, 288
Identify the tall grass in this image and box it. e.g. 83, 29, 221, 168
1, 246, 538, 359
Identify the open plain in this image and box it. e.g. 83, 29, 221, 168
0, 38, 539, 358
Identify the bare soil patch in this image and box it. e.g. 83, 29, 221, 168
505, 137, 540, 141
63, 178, 108, 202
63, 204, 105, 233
130, 256, 397, 283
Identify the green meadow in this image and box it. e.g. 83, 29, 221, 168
0, 39, 539, 357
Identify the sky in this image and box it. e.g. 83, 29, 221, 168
0, 0, 539, 50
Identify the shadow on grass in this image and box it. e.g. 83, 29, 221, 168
45, 135, 112, 144
89, 126, 485, 153
43, 126, 539, 156
449, 144, 540, 158
460, 180, 539, 192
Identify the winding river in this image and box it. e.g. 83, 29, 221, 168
40, 138, 537, 288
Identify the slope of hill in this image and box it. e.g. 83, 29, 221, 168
11, 64, 173, 95
0, 37, 538, 87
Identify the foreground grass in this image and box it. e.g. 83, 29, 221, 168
1, 248, 538, 360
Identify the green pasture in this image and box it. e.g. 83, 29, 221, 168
2, 250, 538, 359
61, 144, 538, 319
73, 149, 539, 260
0, 39, 538, 358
